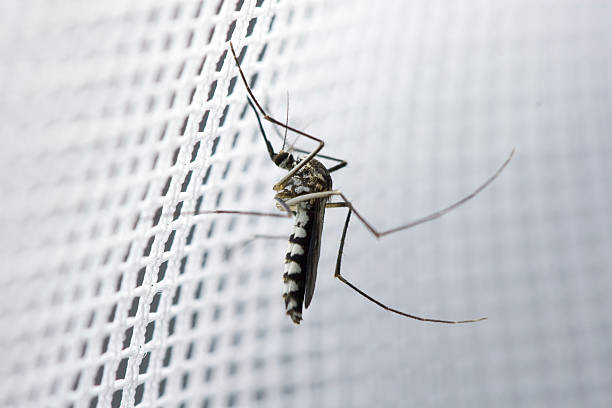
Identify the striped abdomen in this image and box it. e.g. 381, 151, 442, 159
283, 205, 313, 324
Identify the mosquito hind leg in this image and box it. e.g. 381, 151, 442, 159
331, 207, 486, 324
330, 150, 517, 238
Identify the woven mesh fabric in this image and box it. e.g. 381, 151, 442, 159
2, 1, 612, 407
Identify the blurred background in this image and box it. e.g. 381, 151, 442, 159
1, 1, 611, 407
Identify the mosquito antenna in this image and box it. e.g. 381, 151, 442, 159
282, 91, 289, 151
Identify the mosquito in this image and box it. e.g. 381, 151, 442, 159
200, 42, 514, 325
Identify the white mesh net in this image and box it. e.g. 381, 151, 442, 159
2, 1, 612, 407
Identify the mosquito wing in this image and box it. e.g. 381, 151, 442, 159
304, 198, 327, 309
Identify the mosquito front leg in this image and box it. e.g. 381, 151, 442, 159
267, 108, 347, 172
249, 95, 348, 173
229, 42, 326, 190
259, 98, 348, 173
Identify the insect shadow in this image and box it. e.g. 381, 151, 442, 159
198, 42, 514, 325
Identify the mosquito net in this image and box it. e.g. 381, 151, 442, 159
1, 1, 611, 407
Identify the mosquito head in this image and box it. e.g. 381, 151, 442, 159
273, 150, 296, 170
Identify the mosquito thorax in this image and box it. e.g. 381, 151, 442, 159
273, 150, 296, 170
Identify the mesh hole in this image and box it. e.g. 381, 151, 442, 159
139, 353, 150, 374
71, 371, 81, 390
162, 346, 172, 367
225, 20, 236, 42
134, 383, 144, 405
144, 321, 155, 343
160, 177, 171, 196
185, 342, 195, 360
164, 230, 176, 251
149, 292, 161, 313
115, 358, 128, 380
111, 390, 122, 408
122, 327, 133, 349
181, 372, 190, 389
204, 367, 215, 383
157, 261, 168, 282
168, 316, 176, 336
158, 378, 167, 397
172, 285, 182, 305
128, 297, 139, 317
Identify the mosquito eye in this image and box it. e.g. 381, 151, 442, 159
273, 154, 284, 166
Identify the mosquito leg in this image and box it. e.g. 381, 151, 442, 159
274, 197, 292, 215
229, 42, 325, 189
246, 97, 277, 162
187, 209, 289, 218
292, 148, 347, 173
332, 208, 486, 323
269, 148, 512, 235
182, 206, 291, 248
263, 99, 346, 172
235, 233, 289, 249
253, 99, 348, 173
326, 160, 348, 173
265, 110, 347, 172
181, 198, 293, 219
323, 149, 516, 238
172, 209, 291, 248
283, 191, 342, 206
282, 91, 289, 149
252, 234, 288, 240
325, 202, 349, 209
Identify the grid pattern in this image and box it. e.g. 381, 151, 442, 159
1, 1, 611, 407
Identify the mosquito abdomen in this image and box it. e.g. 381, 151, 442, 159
282, 205, 312, 324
